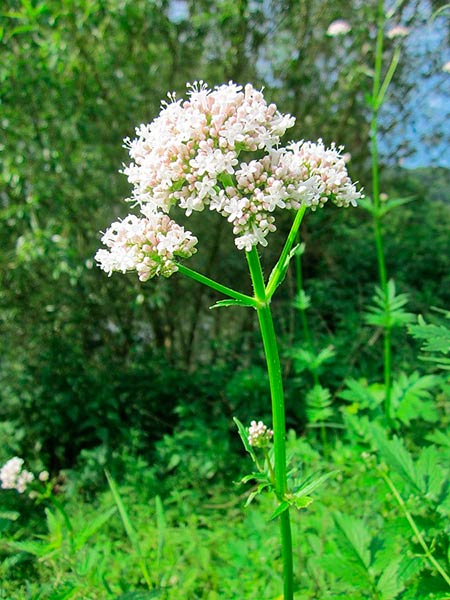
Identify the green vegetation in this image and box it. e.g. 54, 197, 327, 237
0, 0, 449, 598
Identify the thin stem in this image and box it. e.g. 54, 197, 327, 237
379, 469, 450, 587
266, 205, 307, 298
370, 0, 392, 424
176, 263, 258, 307
294, 235, 319, 387
384, 328, 392, 422
263, 447, 276, 487
246, 246, 294, 600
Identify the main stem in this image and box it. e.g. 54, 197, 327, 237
371, 0, 392, 424
246, 247, 294, 600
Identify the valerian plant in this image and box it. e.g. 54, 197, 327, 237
95, 81, 362, 599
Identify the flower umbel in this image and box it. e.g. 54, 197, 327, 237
248, 420, 274, 448
97, 81, 362, 271
0, 457, 34, 493
95, 211, 198, 280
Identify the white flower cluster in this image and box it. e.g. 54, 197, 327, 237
96, 81, 361, 274
123, 81, 295, 216
0, 457, 34, 494
248, 420, 274, 448
95, 210, 198, 281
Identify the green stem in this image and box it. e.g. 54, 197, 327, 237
246, 246, 294, 600
266, 205, 307, 299
384, 328, 392, 422
176, 263, 258, 307
379, 469, 450, 587
294, 234, 319, 387
263, 447, 276, 487
370, 0, 392, 424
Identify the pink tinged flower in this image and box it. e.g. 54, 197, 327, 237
95, 212, 198, 281
248, 420, 274, 448
327, 20, 352, 36
1, 457, 34, 493
386, 25, 410, 39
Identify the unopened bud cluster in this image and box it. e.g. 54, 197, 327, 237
248, 420, 274, 448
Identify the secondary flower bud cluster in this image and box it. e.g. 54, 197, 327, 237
95, 210, 198, 281
248, 420, 274, 448
0, 457, 34, 493
96, 81, 361, 276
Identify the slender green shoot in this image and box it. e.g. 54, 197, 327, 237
106, 470, 153, 590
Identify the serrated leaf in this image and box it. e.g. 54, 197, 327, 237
416, 445, 447, 500
393, 372, 440, 425
292, 289, 311, 311
333, 513, 373, 579
306, 385, 334, 424
408, 313, 450, 364
338, 378, 384, 410
369, 424, 420, 493
289, 494, 313, 510
426, 429, 450, 448
365, 280, 414, 329
376, 558, 404, 600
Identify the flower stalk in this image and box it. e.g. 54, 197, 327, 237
246, 246, 294, 600
369, 0, 400, 425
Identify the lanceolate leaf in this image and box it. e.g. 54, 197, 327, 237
209, 298, 254, 309
233, 417, 257, 463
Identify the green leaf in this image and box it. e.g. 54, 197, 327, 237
334, 513, 372, 570
415, 445, 447, 500
292, 289, 311, 311
294, 470, 339, 498
369, 424, 420, 493
392, 372, 440, 425
269, 500, 290, 521
365, 280, 414, 329
377, 196, 415, 217
288, 494, 313, 510
267, 243, 300, 296
358, 196, 378, 216
376, 559, 405, 600
305, 385, 334, 424
338, 378, 384, 411
105, 471, 153, 589
209, 298, 253, 309
74, 506, 117, 551
116, 593, 161, 600
0, 510, 20, 521
233, 417, 257, 464
408, 311, 450, 370
155, 495, 165, 564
